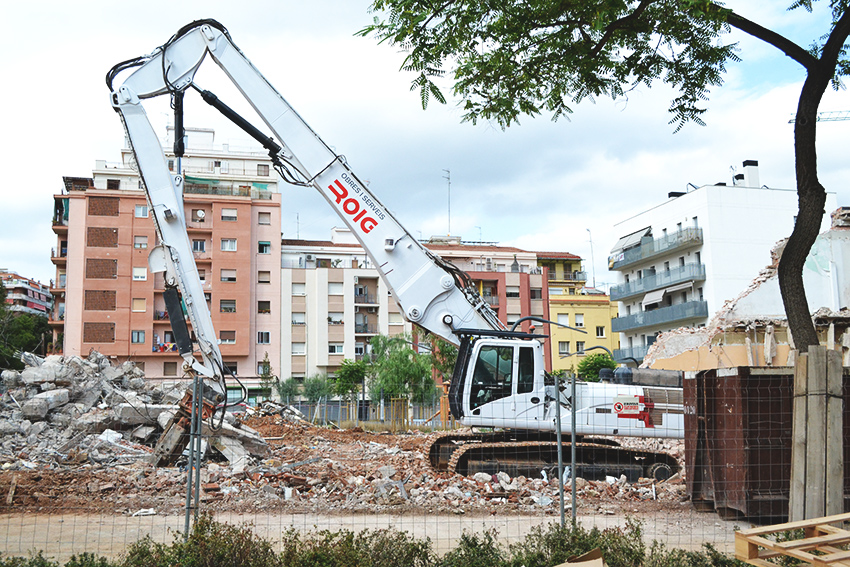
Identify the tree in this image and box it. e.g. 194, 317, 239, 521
0, 280, 50, 370
429, 336, 457, 387
334, 358, 367, 402
258, 352, 276, 401
360, 1, 850, 352
367, 333, 435, 403
302, 373, 333, 404
275, 377, 301, 404
576, 352, 618, 381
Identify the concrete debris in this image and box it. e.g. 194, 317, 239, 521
0, 351, 266, 471
0, 353, 685, 519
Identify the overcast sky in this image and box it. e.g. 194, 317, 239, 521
2, 1, 848, 291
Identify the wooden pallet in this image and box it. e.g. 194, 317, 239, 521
736, 512, 850, 567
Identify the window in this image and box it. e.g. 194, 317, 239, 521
679, 256, 686, 267
596, 326, 606, 338
220, 269, 237, 282
221, 239, 237, 252
257, 164, 270, 176
328, 282, 344, 295
131, 330, 145, 344
220, 299, 236, 313
258, 300, 271, 314
198, 269, 205, 282
576, 341, 585, 354
355, 343, 365, 356
191, 209, 206, 222
664, 261, 670, 272
470, 345, 513, 410
258, 270, 271, 284
223, 361, 238, 375
328, 343, 344, 354
389, 312, 404, 325
530, 288, 543, 300
192, 239, 206, 253
695, 251, 701, 265
698, 287, 704, 301
557, 313, 569, 327
132, 298, 146, 312
575, 313, 584, 328
292, 282, 306, 295
163, 361, 178, 376
132, 267, 147, 281
328, 312, 343, 324
506, 286, 520, 298
221, 208, 237, 222
219, 331, 236, 344
134, 235, 148, 249
558, 341, 570, 355
258, 212, 271, 225
106, 179, 120, 190
135, 204, 148, 218
167, 160, 175, 171
291, 312, 305, 325
292, 342, 306, 355
518, 347, 534, 394
257, 331, 270, 344
258, 241, 271, 254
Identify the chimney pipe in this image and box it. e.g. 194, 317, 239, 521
733, 173, 744, 186
743, 160, 759, 187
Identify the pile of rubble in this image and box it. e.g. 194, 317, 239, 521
0, 353, 686, 518
0, 352, 266, 470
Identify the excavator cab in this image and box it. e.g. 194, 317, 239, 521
448, 330, 546, 429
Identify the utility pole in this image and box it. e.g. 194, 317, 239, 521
443, 169, 451, 235
586, 228, 596, 289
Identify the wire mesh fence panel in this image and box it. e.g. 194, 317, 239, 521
4, 356, 819, 563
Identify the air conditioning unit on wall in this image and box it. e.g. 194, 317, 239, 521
368, 307, 377, 313
305, 254, 314, 261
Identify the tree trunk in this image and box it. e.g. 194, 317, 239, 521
779, 71, 830, 353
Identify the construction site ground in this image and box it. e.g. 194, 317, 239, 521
0, 415, 740, 561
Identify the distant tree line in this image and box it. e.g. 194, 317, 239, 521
0, 280, 51, 370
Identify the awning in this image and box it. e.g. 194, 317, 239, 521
642, 289, 666, 307
665, 281, 693, 294
610, 227, 651, 254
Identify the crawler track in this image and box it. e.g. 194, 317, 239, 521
426, 431, 677, 482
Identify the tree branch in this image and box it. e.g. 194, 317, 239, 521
715, 4, 817, 71
590, 0, 657, 58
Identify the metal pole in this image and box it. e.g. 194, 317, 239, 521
571, 371, 577, 526
183, 373, 199, 538
192, 377, 202, 520
555, 371, 565, 528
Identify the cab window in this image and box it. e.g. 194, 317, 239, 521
517, 347, 534, 394
470, 345, 513, 410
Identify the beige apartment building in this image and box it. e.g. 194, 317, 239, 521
280, 230, 552, 382
50, 128, 281, 396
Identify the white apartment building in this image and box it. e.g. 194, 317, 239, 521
608, 160, 837, 363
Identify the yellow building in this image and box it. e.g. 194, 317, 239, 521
536, 252, 620, 373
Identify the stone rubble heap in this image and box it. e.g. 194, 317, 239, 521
0, 352, 266, 470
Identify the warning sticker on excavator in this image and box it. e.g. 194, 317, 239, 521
613, 396, 640, 414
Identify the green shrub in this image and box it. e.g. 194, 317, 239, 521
439, 530, 504, 567
0, 551, 58, 567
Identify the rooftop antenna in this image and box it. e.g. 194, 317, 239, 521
586, 228, 596, 289
296, 213, 300, 240
443, 169, 451, 235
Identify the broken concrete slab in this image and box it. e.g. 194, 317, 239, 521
32, 389, 69, 410
210, 436, 251, 468
113, 403, 174, 426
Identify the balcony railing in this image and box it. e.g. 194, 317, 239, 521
611, 228, 703, 270
354, 293, 375, 304
611, 300, 709, 333
610, 263, 706, 301
482, 296, 499, 306
613, 346, 650, 364
355, 324, 377, 334
184, 185, 273, 200
548, 271, 587, 282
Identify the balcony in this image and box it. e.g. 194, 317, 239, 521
354, 293, 375, 304
613, 345, 650, 364
611, 228, 703, 270
482, 296, 499, 307
610, 263, 706, 301
50, 248, 68, 265
52, 219, 68, 234
186, 220, 213, 232
548, 271, 587, 282
184, 184, 273, 200
355, 324, 377, 334
612, 300, 709, 333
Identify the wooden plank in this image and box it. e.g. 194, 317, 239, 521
806, 346, 827, 519
826, 349, 844, 517
791, 351, 809, 521
774, 531, 850, 550
5, 475, 16, 505
738, 512, 850, 536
